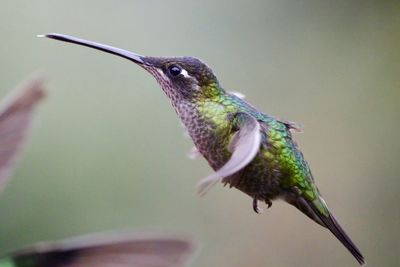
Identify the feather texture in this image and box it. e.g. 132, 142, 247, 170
197, 112, 261, 195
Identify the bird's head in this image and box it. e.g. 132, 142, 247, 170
40, 34, 223, 102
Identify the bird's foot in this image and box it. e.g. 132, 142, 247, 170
265, 199, 272, 208
253, 198, 272, 214
253, 198, 263, 213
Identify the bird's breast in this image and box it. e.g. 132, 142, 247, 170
177, 100, 235, 170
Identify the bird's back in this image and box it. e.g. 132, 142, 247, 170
210, 94, 319, 202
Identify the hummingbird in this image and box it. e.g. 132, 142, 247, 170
0, 231, 194, 267
40, 33, 365, 265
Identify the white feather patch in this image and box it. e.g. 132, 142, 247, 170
180, 68, 191, 78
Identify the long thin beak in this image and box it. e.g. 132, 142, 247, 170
38, 33, 145, 64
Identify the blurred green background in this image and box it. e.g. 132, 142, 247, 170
0, 1, 399, 266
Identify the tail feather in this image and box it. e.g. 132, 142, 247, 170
309, 199, 366, 266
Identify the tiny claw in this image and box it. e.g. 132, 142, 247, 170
265, 199, 272, 208
253, 198, 264, 214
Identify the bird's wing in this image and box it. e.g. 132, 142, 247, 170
9, 232, 195, 267
228, 91, 246, 99
197, 112, 261, 195
281, 120, 303, 133
271, 116, 304, 133
187, 146, 200, 160
0, 76, 46, 192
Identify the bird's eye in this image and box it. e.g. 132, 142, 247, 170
168, 65, 182, 76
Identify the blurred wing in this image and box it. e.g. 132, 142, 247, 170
187, 146, 200, 160
10, 232, 195, 267
280, 119, 303, 133
0, 76, 46, 191
228, 91, 245, 99
197, 112, 261, 195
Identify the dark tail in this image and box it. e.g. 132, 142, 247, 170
289, 195, 365, 265
309, 198, 365, 265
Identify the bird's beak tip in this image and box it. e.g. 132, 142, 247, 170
37, 33, 56, 38
37, 33, 146, 65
